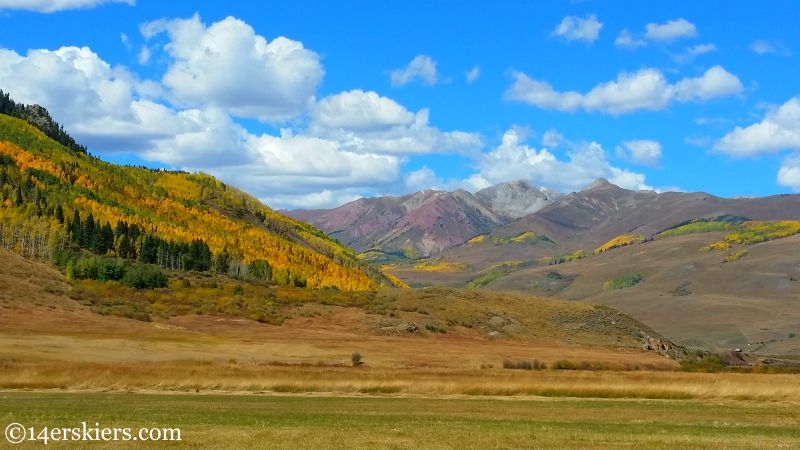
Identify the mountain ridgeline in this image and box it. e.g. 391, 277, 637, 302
288, 181, 559, 259
0, 104, 397, 290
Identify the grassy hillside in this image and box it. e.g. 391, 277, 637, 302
0, 112, 395, 290
0, 246, 679, 369
392, 225, 800, 355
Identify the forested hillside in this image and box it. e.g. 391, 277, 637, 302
0, 105, 395, 290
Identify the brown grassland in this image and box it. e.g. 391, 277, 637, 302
2, 249, 800, 448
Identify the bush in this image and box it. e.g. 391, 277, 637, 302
121, 264, 167, 289
64, 255, 126, 282
680, 354, 725, 372
351, 352, 363, 366
602, 273, 642, 291
502, 360, 546, 370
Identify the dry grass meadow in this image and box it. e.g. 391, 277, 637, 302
2, 249, 800, 448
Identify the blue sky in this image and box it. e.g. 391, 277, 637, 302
1, 0, 799, 209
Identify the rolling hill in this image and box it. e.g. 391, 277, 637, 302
379, 181, 800, 354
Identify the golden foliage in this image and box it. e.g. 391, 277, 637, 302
413, 261, 468, 272
466, 234, 486, 245
593, 234, 645, 254
0, 114, 387, 290
701, 241, 730, 252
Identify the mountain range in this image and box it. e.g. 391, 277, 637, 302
287, 180, 559, 258
292, 178, 800, 354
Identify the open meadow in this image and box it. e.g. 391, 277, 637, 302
2, 391, 800, 449
2, 250, 800, 448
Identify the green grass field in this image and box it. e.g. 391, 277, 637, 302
2, 392, 799, 449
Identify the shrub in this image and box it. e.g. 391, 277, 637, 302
680, 354, 725, 372
121, 264, 167, 289
552, 359, 580, 370
602, 273, 642, 291
351, 352, 363, 366
502, 360, 546, 370
723, 250, 748, 262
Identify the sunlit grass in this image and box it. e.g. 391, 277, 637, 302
2, 391, 800, 449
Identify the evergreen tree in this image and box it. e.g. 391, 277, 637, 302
54, 204, 64, 224
214, 250, 230, 275
138, 234, 158, 264
13, 186, 22, 206
82, 212, 95, 248
69, 210, 82, 245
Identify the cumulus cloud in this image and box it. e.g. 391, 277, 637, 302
551, 14, 603, 43
312, 90, 415, 132
246, 130, 399, 181
389, 55, 439, 86
616, 140, 662, 167
617, 18, 698, 49
778, 154, 800, 191
309, 92, 483, 156
615, 29, 646, 49
141, 14, 323, 122
715, 97, 800, 157
0, 43, 410, 209
542, 129, 565, 148
466, 65, 480, 84
674, 43, 716, 63
505, 65, 742, 114
0, 14, 492, 209
0, 46, 170, 150
750, 40, 791, 56
468, 128, 651, 192
645, 18, 697, 42
0, 0, 132, 12
404, 166, 441, 192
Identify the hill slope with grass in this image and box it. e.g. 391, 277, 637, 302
0, 246, 682, 378
0, 106, 396, 290
387, 214, 800, 355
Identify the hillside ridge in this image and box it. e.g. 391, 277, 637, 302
0, 105, 393, 290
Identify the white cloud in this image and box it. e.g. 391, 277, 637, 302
141, 14, 323, 122
0, 46, 166, 150
389, 55, 439, 86
750, 40, 774, 55
137, 46, 151, 64
265, 190, 365, 211
469, 128, 651, 192
0, 0, 132, 12
615, 29, 646, 49
674, 43, 716, 63
672, 65, 742, 101
644, 18, 697, 42
404, 166, 440, 192
616, 140, 662, 167
715, 97, 800, 157
542, 129, 565, 148
246, 130, 399, 181
551, 14, 603, 43
309, 103, 483, 156
505, 65, 742, 114
312, 90, 415, 132
0, 43, 411, 209
750, 40, 791, 56
466, 65, 480, 84
581, 69, 673, 114
778, 154, 800, 191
